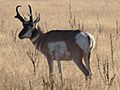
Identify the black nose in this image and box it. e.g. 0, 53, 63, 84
18, 29, 26, 39
18, 32, 24, 39
18, 34, 23, 39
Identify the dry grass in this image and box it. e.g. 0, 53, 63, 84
0, 0, 120, 90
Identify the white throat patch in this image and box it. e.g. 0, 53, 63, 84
48, 41, 71, 60
31, 34, 39, 42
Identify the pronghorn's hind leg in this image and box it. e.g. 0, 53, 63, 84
70, 44, 90, 80
83, 51, 92, 79
73, 55, 90, 80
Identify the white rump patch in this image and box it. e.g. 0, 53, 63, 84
48, 41, 71, 60
75, 32, 89, 53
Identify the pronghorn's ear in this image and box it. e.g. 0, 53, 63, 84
33, 13, 40, 24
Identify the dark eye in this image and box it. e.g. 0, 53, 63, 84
30, 24, 33, 27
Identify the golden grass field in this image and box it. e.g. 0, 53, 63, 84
0, 0, 120, 90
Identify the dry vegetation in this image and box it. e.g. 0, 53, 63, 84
0, 0, 120, 90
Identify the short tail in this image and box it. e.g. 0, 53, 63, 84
85, 32, 95, 51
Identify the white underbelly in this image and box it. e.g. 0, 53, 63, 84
48, 41, 71, 60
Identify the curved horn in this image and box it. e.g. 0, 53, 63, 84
15, 5, 25, 22
28, 5, 33, 22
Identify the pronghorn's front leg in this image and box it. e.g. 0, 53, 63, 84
47, 58, 54, 81
57, 61, 63, 81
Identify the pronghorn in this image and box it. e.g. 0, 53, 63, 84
15, 5, 95, 80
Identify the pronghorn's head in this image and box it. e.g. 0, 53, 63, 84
15, 5, 40, 39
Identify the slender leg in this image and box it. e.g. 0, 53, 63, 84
47, 59, 54, 81
69, 43, 90, 80
84, 52, 92, 85
84, 52, 91, 79
70, 47, 89, 79
57, 60, 63, 81
73, 58, 89, 79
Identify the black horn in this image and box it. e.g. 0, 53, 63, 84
15, 5, 25, 22
28, 5, 33, 23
